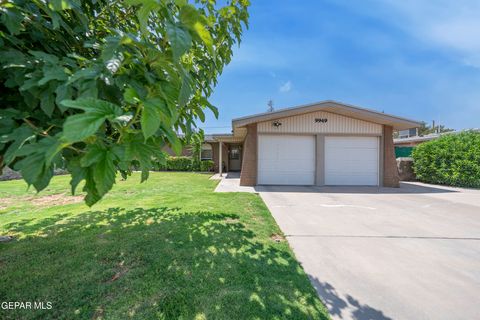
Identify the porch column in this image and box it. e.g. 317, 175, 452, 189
219, 141, 223, 176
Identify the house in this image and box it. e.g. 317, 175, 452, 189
201, 100, 421, 187
394, 134, 440, 147
393, 133, 440, 158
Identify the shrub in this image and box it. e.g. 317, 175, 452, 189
200, 160, 214, 172
166, 157, 192, 171
191, 159, 201, 172
154, 157, 215, 172
412, 131, 480, 188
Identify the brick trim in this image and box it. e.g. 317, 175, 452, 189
239, 124, 257, 186
383, 125, 400, 187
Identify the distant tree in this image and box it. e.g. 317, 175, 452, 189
418, 121, 454, 136
0, 0, 249, 205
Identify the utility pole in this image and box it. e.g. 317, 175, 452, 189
267, 100, 274, 112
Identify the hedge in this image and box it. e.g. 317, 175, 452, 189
157, 156, 214, 172
412, 131, 480, 188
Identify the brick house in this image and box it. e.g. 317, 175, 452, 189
198, 100, 420, 187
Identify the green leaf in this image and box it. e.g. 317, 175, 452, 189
40, 90, 56, 117
166, 22, 192, 61
195, 106, 205, 122
141, 100, 161, 140
83, 168, 101, 206
14, 140, 55, 192
192, 21, 213, 50
67, 67, 100, 84
68, 159, 87, 195
38, 67, 68, 85
62, 113, 105, 142
80, 143, 105, 167
179, 5, 213, 50
124, 87, 140, 104
61, 99, 123, 142
1, 126, 35, 164
161, 125, 182, 155
124, 133, 155, 170
178, 73, 192, 107
44, 137, 65, 166
93, 149, 116, 197
200, 96, 218, 118
33, 165, 54, 192
136, 1, 157, 36
49, 0, 77, 11
1, 7, 23, 35
55, 84, 73, 112
30, 51, 59, 64
14, 153, 44, 185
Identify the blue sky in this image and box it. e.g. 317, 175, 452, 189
201, 0, 480, 133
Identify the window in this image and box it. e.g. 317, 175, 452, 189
229, 148, 240, 160
201, 144, 212, 160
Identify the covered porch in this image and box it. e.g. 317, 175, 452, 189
203, 134, 245, 176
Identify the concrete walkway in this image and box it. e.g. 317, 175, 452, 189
213, 172, 256, 193
258, 183, 480, 320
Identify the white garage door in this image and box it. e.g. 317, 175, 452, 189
258, 135, 315, 185
325, 136, 379, 186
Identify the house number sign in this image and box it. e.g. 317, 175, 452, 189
315, 118, 328, 123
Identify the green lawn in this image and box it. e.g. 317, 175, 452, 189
0, 172, 328, 320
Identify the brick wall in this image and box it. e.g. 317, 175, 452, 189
383, 125, 400, 187
211, 142, 219, 173
240, 124, 257, 186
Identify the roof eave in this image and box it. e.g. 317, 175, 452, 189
232, 100, 422, 131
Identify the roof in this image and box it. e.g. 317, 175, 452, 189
232, 100, 422, 131
204, 133, 244, 143
394, 134, 440, 144
394, 129, 479, 145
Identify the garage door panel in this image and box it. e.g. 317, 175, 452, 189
258, 171, 314, 185
258, 135, 315, 185
325, 173, 378, 185
325, 136, 379, 186
328, 137, 378, 149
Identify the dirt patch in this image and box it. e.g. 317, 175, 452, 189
0, 198, 15, 210
224, 217, 239, 224
92, 306, 104, 320
29, 194, 83, 207
270, 233, 285, 243
0, 193, 83, 210
106, 261, 129, 283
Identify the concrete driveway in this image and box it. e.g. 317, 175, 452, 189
258, 182, 480, 320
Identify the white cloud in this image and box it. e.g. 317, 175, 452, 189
336, 0, 480, 67
279, 80, 292, 93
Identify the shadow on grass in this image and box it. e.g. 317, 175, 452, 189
1, 207, 328, 320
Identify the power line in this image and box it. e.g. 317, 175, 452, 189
198, 126, 231, 129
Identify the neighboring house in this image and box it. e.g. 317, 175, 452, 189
394, 133, 440, 147
201, 100, 420, 187
393, 130, 479, 158
393, 134, 440, 158
397, 128, 419, 139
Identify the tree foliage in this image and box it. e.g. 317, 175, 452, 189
0, 0, 249, 205
412, 131, 480, 188
418, 121, 454, 136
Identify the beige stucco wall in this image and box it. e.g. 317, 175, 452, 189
257, 110, 382, 135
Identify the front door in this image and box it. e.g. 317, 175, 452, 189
229, 145, 242, 171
